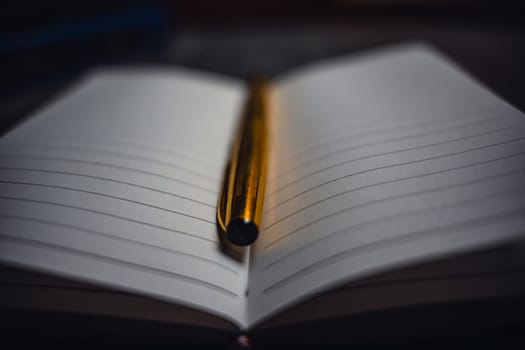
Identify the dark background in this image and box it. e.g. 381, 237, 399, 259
1, 0, 525, 347
2, 0, 525, 135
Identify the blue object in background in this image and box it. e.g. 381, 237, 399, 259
0, 4, 168, 54
1, 2, 172, 98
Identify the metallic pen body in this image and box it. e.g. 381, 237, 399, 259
217, 78, 269, 246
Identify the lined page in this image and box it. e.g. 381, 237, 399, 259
247, 44, 525, 327
0, 68, 249, 328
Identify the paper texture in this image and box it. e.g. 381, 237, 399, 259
1, 44, 524, 330
0, 68, 250, 328
247, 44, 525, 326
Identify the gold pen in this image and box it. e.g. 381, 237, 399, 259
217, 78, 269, 246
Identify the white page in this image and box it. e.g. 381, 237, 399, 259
247, 43, 525, 327
0, 68, 250, 328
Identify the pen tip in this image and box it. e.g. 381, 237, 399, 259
227, 219, 259, 246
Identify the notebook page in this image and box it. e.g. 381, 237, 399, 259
0, 68, 249, 328
257, 244, 525, 328
247, 44, 525, 327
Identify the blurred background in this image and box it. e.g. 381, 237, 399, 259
1, 0, 525, 133
1, 1, 525, 347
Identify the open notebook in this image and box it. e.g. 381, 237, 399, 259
1, 43, 525, 333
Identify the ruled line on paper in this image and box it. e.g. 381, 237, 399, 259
0, 144, 220, 182
268, 123, 514, 194
99, 128, 231, 160
263, 165, 525, 254
269, 113, 505, 183
263, 151, 525, 234
28, 135, 225, 167
0, 225, 237, 277
0, 283, 127, 294
0, 154, 218, 194
265, 136, 525, 214
272, 102, 500, 155
0, 181, 215, 225
7, 269, 525, 295
270, 106, 501, 171
265, 186, 525, 271
321, 269, 525, 295
0, 213, 238, 274
7, 140, 223, 171
0, 227, 237, 282
262, 205, 525, 294
0, 234, 239, 297
0, 167, 215, 207
0, 196, 218, 243
327, 268, 525, 294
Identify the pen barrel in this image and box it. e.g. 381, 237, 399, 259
223, 79, 269, 245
